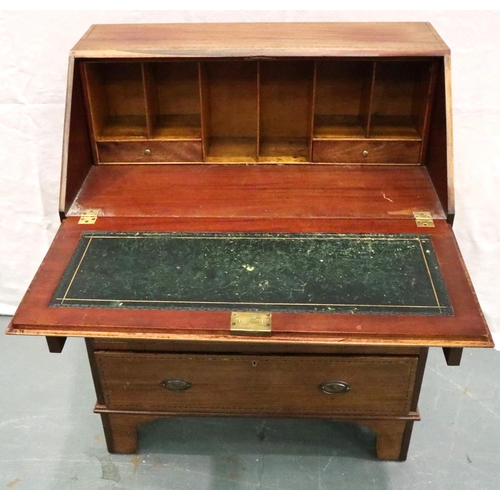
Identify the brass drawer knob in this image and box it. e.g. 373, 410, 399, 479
320, 381, 350, 394
144, 148, 151, 155
362, 150, 369, 157
161, 378, 192, 392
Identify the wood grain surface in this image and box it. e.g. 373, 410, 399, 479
66, 164, 445, 220
71, 23, 450, 58
95, 352, 418, 415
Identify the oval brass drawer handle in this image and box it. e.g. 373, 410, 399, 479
320, 381, 350, 394
161, 378, 192, 392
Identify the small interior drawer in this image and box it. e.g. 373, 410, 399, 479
95, 352, 418, 416
312, 140, 421, 164
97, 140, 203, 163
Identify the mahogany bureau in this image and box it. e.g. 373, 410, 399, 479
7, 23, 493, 461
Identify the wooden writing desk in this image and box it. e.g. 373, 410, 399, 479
7, 23, 493, 460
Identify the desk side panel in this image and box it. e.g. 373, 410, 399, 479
59, 57, 94, 216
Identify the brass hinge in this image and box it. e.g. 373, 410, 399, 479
413, 211, 435, 228
78, 209, 99, 225
230, 312, 272, 335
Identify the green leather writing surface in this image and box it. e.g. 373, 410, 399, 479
50, 232, 453, 316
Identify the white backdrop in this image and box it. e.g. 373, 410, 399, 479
1, 10, 499, 347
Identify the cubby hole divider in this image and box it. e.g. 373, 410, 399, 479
142, 63, 155, 139
417, 60, 439, 165
364, 61, 377, 138
256, 62, 261, 160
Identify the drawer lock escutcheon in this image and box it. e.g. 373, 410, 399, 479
320, 381, 351, 395
161, 379, 192, 392
230, 312, 272, 335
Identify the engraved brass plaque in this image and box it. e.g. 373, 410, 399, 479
230, 312, 272, 334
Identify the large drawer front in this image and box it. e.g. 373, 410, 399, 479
312, 140, 421, 164
95, 353, 418, 416
97, 140, 203, 163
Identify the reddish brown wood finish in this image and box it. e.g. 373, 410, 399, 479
425, 59, 452, 216
95, 352, 418, 415
87, 340, 429, 462
71, 23, 450, 59
8, 217, 492, 348
100, 413, 157, 454
312, 140, 421, 164
409, 348, 429, 411
96, 140, 202, 163
59, 60, 94, 214
46, 336, 67, 353
7, 23, 492, 462
66, 164, 445, 220
443, 347, 463, 366
353, 419, 413, 460
80, 58, 437, 167
94, 407, 419, 458
90, 338, 421, 355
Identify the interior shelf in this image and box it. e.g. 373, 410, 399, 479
313, 115, 366, 139
369, 61, 433, 139
259, 138, 310, 163
259, 60, 313, 162
99, 116, 148, 139
369, 116, 422, 140
85, 62, 148, 139
312, 59, 434, 141
206, 138, 257, 163
148, 61, 201, 140
153, 114, 202, 140
202, 60, 258, 162
313, 60, 372, 139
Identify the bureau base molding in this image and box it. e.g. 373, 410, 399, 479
94, 405, 420, 461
